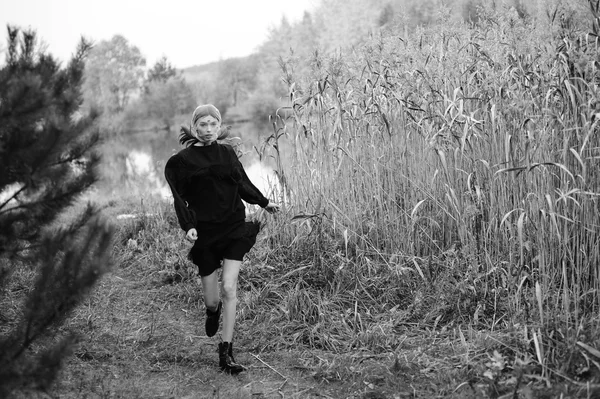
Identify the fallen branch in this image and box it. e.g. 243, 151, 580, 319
251, 353, 288, 380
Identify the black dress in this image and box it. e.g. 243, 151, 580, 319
164, 142, 269, 276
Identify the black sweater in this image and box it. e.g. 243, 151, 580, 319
164, 143, 269, 232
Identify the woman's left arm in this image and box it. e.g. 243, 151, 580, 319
228, 148, 274, 208
238, 167, 280, 213
236, 162, 269, 207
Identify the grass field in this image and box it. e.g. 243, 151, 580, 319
7, 198, 587, 399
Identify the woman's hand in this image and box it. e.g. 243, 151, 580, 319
186, 228, 198, 242
264, 202, 280, 214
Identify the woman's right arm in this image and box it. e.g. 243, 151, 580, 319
164, 156, 196, 233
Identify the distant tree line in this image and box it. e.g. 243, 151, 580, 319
78, 0, 586, 135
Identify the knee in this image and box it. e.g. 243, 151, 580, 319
221, 280, 237, 302
205, 298, 220, 310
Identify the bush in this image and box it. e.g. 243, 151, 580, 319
0, 27, 114, 397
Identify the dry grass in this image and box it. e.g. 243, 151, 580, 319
2, 193, 586, 398
254, 0, 600, 394
0, 187, 596, 398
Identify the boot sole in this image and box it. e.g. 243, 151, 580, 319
220, 366, 245, 374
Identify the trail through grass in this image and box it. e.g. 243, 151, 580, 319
21, 208, 592, 399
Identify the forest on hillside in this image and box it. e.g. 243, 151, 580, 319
82, 0, 581, 136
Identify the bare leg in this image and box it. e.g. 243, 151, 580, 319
201, 270, 220, 310
220, 258, 242, 342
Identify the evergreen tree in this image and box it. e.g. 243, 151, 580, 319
141, 76, 196, 130
0, 26, 114, 397
147, 55, 178, 83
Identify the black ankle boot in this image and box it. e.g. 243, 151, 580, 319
205, 301, 222, 337
218, 342, 245, 374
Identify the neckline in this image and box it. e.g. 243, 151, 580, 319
192, 141, 217, 148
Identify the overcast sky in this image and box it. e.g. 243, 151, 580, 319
0, 0, 317, 69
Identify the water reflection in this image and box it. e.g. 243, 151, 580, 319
125, 150, 170, 198
106, 128, 280, 200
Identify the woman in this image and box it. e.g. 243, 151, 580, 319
164, 104, 279, 374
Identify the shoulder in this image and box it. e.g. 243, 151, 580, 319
221, 143, 240, 156
216, 143, 238, 157
217, 142, 234, 151
165, 150, 187, 168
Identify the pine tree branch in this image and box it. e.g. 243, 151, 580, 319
0, 184, 27, 212
4, 218, 114, 362
0, 27, 112, 396
0, 171, 97, 218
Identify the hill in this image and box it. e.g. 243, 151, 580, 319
180, 60, 220, 83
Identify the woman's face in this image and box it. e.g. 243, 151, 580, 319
193, 115, 220, 144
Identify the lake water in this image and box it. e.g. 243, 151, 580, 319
114, 128, 279, 201
0, 126, 280, 218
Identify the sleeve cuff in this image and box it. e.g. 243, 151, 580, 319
260, 197, 269, 208
183, 223, 195, 232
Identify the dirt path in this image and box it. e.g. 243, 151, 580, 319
48, 262, 588, 399
53, 270, 332, 398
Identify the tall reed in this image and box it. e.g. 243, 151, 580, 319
264, 0, 600, 371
